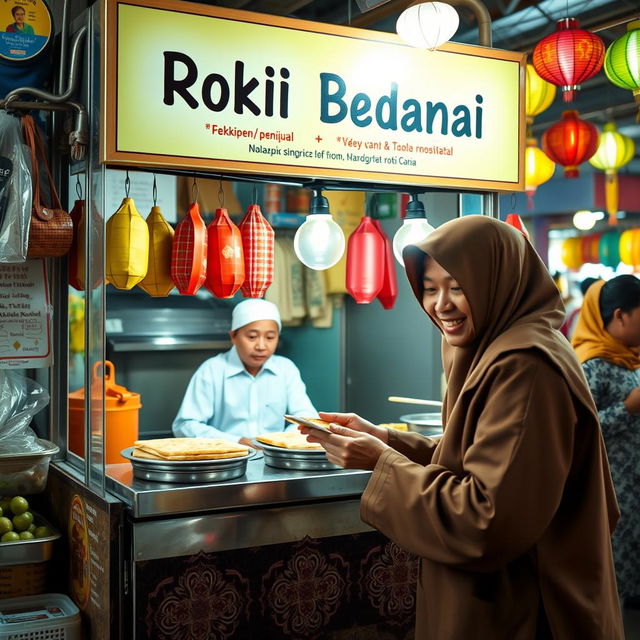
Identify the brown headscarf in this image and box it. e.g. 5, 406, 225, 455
572, 279, 640, 369
403, 216, 598, 425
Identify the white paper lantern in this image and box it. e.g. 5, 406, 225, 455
396, 2, 460, 50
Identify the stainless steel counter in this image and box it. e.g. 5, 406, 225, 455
106, 455, 372, 518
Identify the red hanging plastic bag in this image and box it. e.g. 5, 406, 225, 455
372, 219, 398, 310
206, 207, 245, 298
68, 198, 85, 291
171, 201, 207, 295
238, 204, 274, 298
346, 216, 386, 304
504, 213, 529, 238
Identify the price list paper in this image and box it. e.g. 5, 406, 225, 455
0, 260, 52, 368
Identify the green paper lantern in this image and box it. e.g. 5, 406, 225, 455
604, 20, 640, 119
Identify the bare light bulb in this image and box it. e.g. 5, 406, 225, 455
294, 194, 345, 270
392, 196, 435, 265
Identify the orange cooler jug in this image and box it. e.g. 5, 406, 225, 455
68, 361, 141, 464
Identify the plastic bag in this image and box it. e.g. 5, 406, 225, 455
0, 371, 50, 454
0, 111, 32, 263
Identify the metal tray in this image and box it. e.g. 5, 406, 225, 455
0, 512, 60, 567
120, 448, 257, 484
260, 442, 341, 471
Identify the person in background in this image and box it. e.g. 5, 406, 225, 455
560, 276, 600, 338
172, 299, 316, 447
300, 216, 622, 639
6, 6, 34, 34
572, 275, 640, 608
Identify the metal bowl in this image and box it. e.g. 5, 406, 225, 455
0, 512, 60, 567
120, 448, 256, 484
0, 439, 60, 495
260, 442, 341, 471
399, 413, 443, 436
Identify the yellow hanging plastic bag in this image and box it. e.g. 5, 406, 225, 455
139, 206, 175, 297
106, 197, 149, 289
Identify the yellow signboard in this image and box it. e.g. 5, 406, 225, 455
103, 0, 525, 191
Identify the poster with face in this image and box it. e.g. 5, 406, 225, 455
0, 0, 51, 61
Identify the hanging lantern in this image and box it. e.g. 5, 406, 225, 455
239, 203, 274, 298
396, 2, 459, 50
371, 219, 398, 310
525, 138, 555, 208
598, 230, 621, 268
604, 21, 640, 120
171, 201, 208, 295
68, 198, 85, 291
618, 229, 640, 266
346, 216, 386, 304
106, 197, 150, 290
206, 208, 245, 298
588, 122, 635, 225
560, 237, 582, 269
504, 213, 529, 238
542, 111, 599, 178
525, 64, 556, 128
139, 206, 175, 297
532, 18, 605, 103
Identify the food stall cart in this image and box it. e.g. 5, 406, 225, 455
4, 0, 524, 637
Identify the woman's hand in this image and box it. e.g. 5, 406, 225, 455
298, 412, 390, 470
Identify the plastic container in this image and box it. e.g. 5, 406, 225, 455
0, 593, 81, 639
68, 361, 141, 464
0, 441, 59, 495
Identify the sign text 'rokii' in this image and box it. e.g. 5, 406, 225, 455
103, 0, 525, 190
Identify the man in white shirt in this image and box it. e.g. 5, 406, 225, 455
172, 299, 317, 446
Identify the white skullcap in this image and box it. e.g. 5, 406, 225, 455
231, 299, 282, 332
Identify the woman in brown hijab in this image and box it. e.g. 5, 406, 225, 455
301, 216, 622, 639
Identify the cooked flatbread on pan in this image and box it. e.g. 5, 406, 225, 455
132, 447, 249, 461
133, 437, 248, 457
256, 431, 324, 450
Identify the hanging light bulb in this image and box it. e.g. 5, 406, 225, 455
392, 194, 435, 265
293, 190, 345, 270
396, 2, 459, 50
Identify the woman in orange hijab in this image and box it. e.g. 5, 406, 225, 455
301, 216, 622, 639
572, 275, 640, 608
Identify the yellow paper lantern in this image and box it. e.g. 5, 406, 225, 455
589, 122, 635, 225
525, 64, 556, 125
106, 197, 150, 289
138, 206, 175, 297
525, 138, 555, 208
620, 228, 640, 266
560, 237, 582, 269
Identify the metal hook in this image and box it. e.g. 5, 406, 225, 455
152, 174, 158, 207
125, 170, 131, 198
218, 178, 225, 208
510, 193, 517, 210
192, 177, 199, 202
75, 174, 83, 200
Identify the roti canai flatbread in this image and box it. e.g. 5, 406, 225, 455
131, 447, 249, 461
132, 437, 249, 460
283, 416, 331, 431
256, 431, 324, 450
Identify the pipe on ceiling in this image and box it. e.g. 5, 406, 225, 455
348, 0, 493, 46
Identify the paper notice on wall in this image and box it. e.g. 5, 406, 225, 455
0, 260, 52, 368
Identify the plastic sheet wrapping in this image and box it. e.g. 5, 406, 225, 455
0, 112, 32, 263
0, 371, 49, 454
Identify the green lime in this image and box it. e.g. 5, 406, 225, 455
27, 523, 36, 533
0, 517, 13, 535
33, 526, 52, 538
0, 506, 3, 518
9, 496, 29, 516
0, 531, 19, 543
12, 511, 33, 532
0, 497, 10, 513
18, 531, 34, 540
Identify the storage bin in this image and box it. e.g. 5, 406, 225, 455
0, 593, 81, 639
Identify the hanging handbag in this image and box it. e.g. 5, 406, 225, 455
21, 115, 73, 258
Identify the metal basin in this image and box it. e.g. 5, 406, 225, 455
400, 412, 443, 436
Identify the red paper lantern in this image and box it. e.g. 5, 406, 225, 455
504, 213, 529, 238
346, 216, 386, 304
542, 110, 599, 178
171, 202, 208, 295
206, 208, 245, 298
238, 204, 274, 298
532, 18, 605, 103
371, 219, 398, 310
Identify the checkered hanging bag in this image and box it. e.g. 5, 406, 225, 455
171, 201, 207, 295
238, 203, 274, 298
